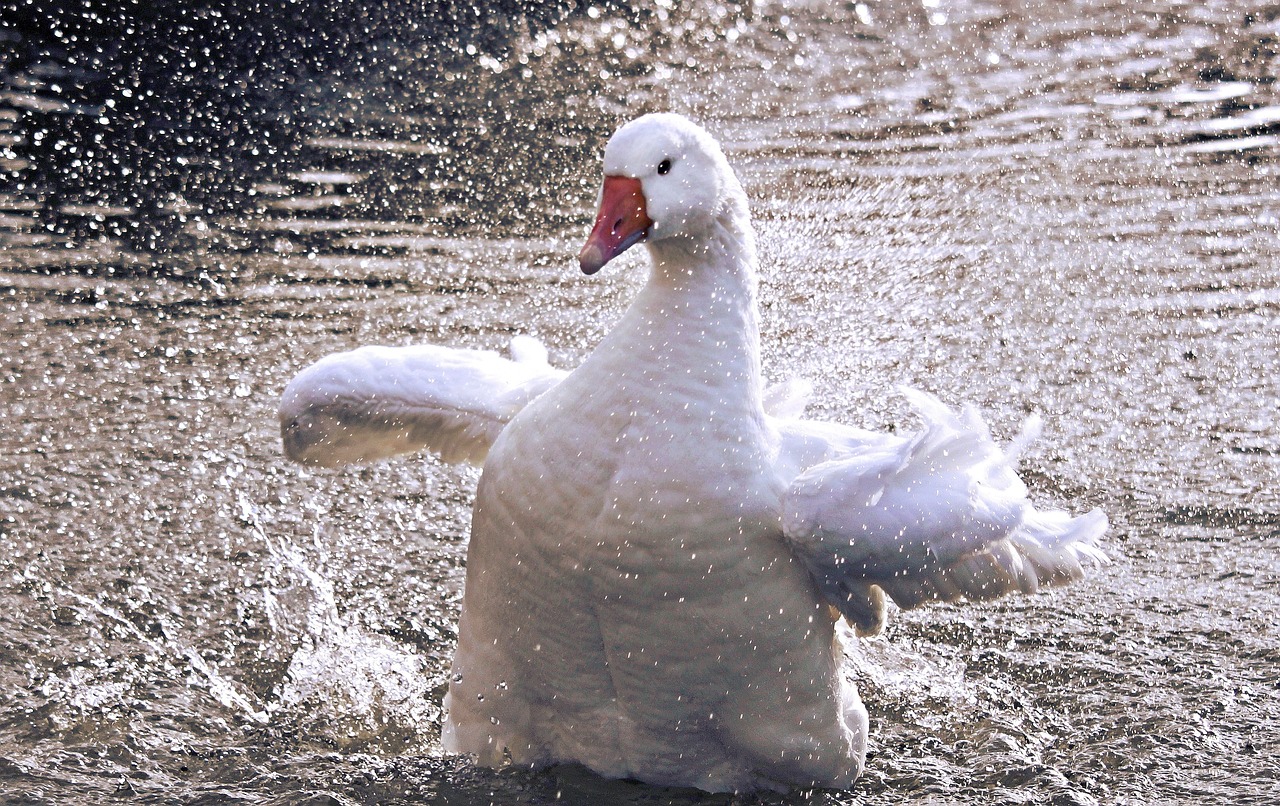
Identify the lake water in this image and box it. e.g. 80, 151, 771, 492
2, 1, 1278, 803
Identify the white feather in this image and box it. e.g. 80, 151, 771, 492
281, 337, 819, 470
279, 337, 565, 467
781, 390, 1108, 635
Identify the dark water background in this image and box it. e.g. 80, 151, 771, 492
2, 1, 1278, 803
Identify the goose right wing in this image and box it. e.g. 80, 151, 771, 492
279, 336, 566, 468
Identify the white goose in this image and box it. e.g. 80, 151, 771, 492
279, 113, 1107, 793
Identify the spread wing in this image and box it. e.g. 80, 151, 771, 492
281, 346, 816, 470
777, 388, 1108, 636
279, 336, 566, 467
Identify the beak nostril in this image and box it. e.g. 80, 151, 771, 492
582, 175, 650, 273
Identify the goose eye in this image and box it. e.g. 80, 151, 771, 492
657, 159, 672, 175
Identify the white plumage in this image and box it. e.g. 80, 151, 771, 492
280, 335, 564, 467
279, 113, 1107, 793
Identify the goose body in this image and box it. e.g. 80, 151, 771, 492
280, 113, 1106, 792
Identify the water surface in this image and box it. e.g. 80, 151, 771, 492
2, 1, 1278, 803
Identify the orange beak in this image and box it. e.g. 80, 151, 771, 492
578, 176, 653, 275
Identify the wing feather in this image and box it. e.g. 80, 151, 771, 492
779, 389, 1107, 636
279, 336, 566, 468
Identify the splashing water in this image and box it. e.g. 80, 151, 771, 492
255, 506, 443, 754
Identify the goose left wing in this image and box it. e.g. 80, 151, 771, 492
279, 336, 566, 468
779, 389, 1108, 636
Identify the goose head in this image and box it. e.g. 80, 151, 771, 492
578, 113, 740, 275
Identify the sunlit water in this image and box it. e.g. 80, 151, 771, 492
2, 1, 1278, 803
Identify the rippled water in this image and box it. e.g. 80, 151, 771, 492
2, 1, 1278, 803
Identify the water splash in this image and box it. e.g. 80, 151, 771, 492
248, 496, 443, 753
49, 583, 269, 727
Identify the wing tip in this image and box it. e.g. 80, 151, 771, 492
507, 335, 549, 365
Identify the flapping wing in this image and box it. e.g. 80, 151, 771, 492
279, 336, 566, 468
780, 388, 1107, 636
